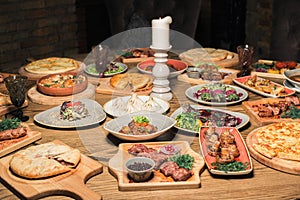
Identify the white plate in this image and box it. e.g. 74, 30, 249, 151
283, 68, 300, 87
170, 104, 249, 134
84, 62, 127, 77
185, 84, 248, 106
233, 76, 295, 98
283, 80, 300, 93
103, 111, 176, 141
103, 96, 170, 117
34, 99, 106, 128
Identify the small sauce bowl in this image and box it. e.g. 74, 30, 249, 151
187, 67, 202, 79
125, 157, 155, 182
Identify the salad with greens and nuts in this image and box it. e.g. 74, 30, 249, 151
193, 83, 243, 102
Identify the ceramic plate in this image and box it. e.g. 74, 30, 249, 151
84, 62, 127, 77
137, 59, 188, 78
34, 99, 106, 128
283, 80, 300, 93
233, 76, 295, 98
170, 104, 249, 134
283, 68, 300, 87
103, 111, 176, 141
103, 96, 170, 117
185, 84, 248, 106
199, 126, 253, 175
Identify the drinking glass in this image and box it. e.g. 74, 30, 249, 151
237, 44, 254, 77
4, 75, 29, 121
92, 44, 109, 77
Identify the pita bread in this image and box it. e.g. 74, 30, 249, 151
179, 48, 233, 66
110, 73, 152, 92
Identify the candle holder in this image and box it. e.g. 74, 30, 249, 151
150, 45, 173, 101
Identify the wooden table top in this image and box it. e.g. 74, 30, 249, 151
0, 69, 299, 200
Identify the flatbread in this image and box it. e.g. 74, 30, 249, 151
25, 57, 79, 74
179, 48, 233, 66
9, 142, 81, 179
253, 122, 300, 161
110, 73, 153, 92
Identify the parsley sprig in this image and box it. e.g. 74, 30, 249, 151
0, 118, 21, 131
211, 161, 249, 173
170, 154, 194, 170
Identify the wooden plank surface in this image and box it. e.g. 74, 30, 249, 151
0, 140, 103, 200
0, 68, 300, 200
27, 83, 95, 105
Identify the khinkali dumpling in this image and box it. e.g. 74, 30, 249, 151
142, 96, 161, 111
127, 93, 144, 110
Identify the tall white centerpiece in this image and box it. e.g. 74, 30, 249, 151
150, 16, 173, 101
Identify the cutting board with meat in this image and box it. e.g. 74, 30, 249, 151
108, 141, 205, 191
0, 122, 41, 157
178, 68, 238, 85
242, 96, 300, 126
0, 140, 103, 200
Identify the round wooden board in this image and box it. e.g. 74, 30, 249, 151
27, 83, 95, 105
180, 52, 239, 68
18, 62, 86, 80
246, 128, 300, 175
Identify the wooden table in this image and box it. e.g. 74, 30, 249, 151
0, 70, 299, 200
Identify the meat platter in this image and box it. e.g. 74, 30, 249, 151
242, 96, 300, 126
0, 123, 41, 158
108, 141, 205, 191
199, 127, 253, 175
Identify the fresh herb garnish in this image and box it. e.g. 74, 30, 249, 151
0, 118, 21, 131
132, 116, 150, 124
281, 105, 300, 119
170, 154, 194, 170
211, 161, 249, 173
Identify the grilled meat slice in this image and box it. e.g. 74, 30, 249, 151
128, 144, 156, 156
159, 161, 179, 176
171, 167, 193, 181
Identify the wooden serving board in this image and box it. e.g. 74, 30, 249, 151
180, 53, 239, 68
96, 77, 151, 96
108, 141, 205, 191
242, 98, 300, 126
246, 129, 300, 175
0, 124, 41, 157
177, 68, 239, 85
18, 62, 85, 80
27, 83, 95, 105
0, 140, 103, 199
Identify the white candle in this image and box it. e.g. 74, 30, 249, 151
151, 16, 172, 49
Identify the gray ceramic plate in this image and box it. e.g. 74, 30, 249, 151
34, 99, 106, 128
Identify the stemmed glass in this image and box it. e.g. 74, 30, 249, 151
4, 75, 29, 122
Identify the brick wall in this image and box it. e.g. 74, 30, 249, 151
0, 0, 78, 73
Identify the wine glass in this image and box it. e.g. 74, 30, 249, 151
4, 75, 29, 122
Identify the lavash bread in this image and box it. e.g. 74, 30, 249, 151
110, 73, 153, 92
